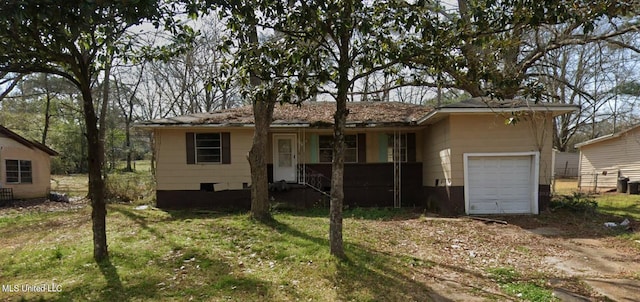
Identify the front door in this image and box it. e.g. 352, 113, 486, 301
273, 134, 297, 182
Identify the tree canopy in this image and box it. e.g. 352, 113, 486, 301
0, 0, 194, 262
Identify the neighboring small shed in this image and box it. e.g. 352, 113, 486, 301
0, 125, 58, 200
576, 125, 640, 191
553, 150, 579, 178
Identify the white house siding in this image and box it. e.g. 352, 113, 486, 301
578, 128, 640, 190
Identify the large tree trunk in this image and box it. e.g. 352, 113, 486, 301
80, 81, 108, 262
329, 0, 352, 259
249, 98, 275, 220
330, 98, 347, 259
246, 19, 274, 221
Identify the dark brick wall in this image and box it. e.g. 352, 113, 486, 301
157, 190, 250, 209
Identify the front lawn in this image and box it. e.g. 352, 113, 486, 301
596, 193, 640, 220
0, 204, 569, 301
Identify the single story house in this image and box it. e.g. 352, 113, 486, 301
576, 124, 640, 191
137, 98, 576, 215
0, 125, 58, 200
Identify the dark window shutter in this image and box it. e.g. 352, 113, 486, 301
357, 133, 366, 163
222, 132, 231, 164
407, 133, 416, 162
186, 132, 195, 164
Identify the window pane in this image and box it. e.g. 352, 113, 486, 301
319, 135, 333, 148
6, 171, 19, 183
345, 135, 357, 148
20, 161, 31, 172
319, 149, 332, 163
345, 149, 357, 162
278, 139, 292, 154
6, 160, 19, 183
21, 173, 32, 183
6, 160, 18, 171
20, 161, 32, 183
197, 148, 221, 163
278, 153, 292, 167
196, 133, 221, 148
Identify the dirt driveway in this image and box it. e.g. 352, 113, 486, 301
489, 216, 640, 301
377, 212, 640, 302
534, 228, 640, 301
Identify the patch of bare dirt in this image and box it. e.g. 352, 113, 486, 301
0, 197, 87, 216
356, 213, 640, 301
498, 212, 640, 301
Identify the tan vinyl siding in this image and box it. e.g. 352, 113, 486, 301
578, 128, 640, 189
155, 128, 253, 190
448, 113, 554, 186
0, 137, 52, 198
422, 118, 451, 187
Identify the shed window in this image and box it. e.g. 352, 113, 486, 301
6, 160, 32, 184
319, 135, 357, 163
195, 133, 222, 163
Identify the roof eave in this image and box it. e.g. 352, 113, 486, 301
575, 135, 615, 148
418, 105, 579, 125
135, 121, 420, 129
0, 125, 58, 156
575, 124, 640, 148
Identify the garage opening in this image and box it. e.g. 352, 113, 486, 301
464, 152, 539, 215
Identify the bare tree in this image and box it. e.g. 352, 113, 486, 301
146, 15, 241, 116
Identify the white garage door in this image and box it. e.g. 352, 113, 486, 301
466, 155, 535, 214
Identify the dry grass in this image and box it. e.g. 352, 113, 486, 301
50, 174, 88, 197
2, 203, 631, 301
553, 178, 579, 195
1, 175, 635, 301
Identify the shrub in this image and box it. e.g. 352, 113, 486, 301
550, 192, 597, 213
105, 172, 155, 204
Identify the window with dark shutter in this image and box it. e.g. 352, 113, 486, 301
187, 132, 231, 164
318, 134, 358, 163
195, 133, 222, 163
